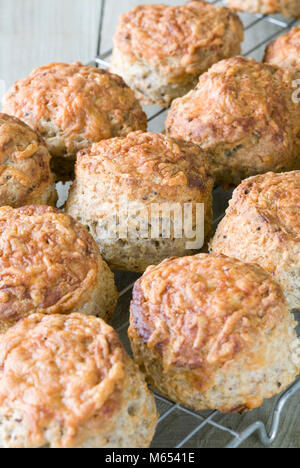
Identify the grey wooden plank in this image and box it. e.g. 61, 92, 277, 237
1, 0, 299, 449
0, 0, 101, 89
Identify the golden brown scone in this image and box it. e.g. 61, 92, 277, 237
0, 113, 56, 207
0, 313, 158, 448
227, 0, 300, 17
166, 57, 300, 187
129, 254, 300, 413
110, 1, 244, 108
210, 171, 300, 310
66, 131, 214, 272
264, 25, 300, 76
2, 62, 147, 181
0, 205, 118, 332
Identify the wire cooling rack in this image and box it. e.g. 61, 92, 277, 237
86, 0, 300, 449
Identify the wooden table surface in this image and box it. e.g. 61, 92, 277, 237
0, 0, 299, 449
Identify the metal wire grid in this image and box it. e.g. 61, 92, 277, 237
91, 0, 300, 448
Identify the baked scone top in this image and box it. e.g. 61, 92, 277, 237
223, 171, 300, 241
0, 113, 54, 206
2, 62, 147, 157
130, 254, 288, 384
264, 25, 300, 74
227, 0, 300, 18
0, 313, 127, 448
75, 131, 214, 201
113, 1, 243, 76
0, 205, 101, 328
166, 56, 300, 150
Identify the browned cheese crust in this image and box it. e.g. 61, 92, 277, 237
0, 314, 158, 448
2, 62, 147, 180
227, 0, 300, 17
110, 1, 243, 107
129, 254, 300, 412
166, 57, 300, 187
210, 171, 300, 310
264, 25, 300, 76
0, 113, 56, 207
66, 131, 214, 272
0, 205, 118, 332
